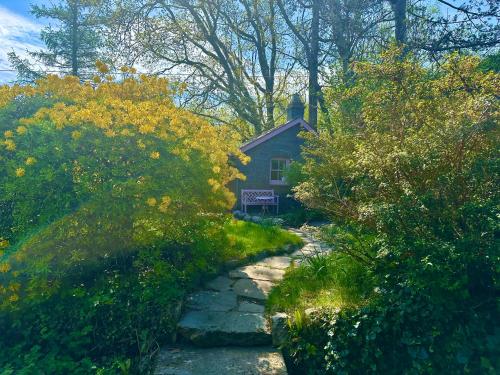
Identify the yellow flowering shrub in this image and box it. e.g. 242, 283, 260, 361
0, 64, 247, 303
25, 157, 36, 165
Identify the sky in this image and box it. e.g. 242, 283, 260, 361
0, 0, 487, 84
0, 0, 44, 83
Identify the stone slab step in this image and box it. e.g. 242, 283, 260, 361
233, 278, 275, 301
155, 346, 287, 375
238, 301, 265, 313
257, 256, 293, 270
206, 276, 234, 291
186, 291, 237, 312
178, 310, 271, 347
229, 265, 285, 282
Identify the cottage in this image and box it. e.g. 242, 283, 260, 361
233, 95, 316, 214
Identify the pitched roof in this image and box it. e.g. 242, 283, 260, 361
240, 118, 316, 152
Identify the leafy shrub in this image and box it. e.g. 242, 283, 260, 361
0, 256, 184, 374
276, 207, 327, 227
286, 49, 499, 374
260, 217, 285, 227
285, 278, 499, 375
0, 67, 248, 372
297, 50, 498, 252
282, 310, 331, 375
297, 48, 499, 305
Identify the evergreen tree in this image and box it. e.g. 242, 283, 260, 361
9, 0, 104, 81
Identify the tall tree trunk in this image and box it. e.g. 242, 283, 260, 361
308, 0, 321, 128
71, 1, 79, 76
389, 0, 407, 45
264, 92, 275, 129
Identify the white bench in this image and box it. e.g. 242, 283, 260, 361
241, 189, 279, 214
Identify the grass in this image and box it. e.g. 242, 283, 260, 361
267, 251, 375, 314
0, 216, 303, 373
223, 219, 303, 260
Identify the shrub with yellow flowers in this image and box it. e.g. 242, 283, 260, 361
0, 63, 247, 248
0, 63, 248, 373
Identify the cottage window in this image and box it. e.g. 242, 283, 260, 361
270, 158, 290, 185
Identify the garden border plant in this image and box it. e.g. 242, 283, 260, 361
276, 47, 499, 374
0, 65, 303, 374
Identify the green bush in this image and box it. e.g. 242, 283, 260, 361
276, 207, 327, 227
0, 73, 247, 373
0, 209, 228, 373
0, 258, 183, 374
285, 278, 499, 375
285, 49, 499, 374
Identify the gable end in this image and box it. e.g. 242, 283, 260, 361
240, 118, 316, 153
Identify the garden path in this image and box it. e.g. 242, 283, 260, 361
154, 226, 330, 375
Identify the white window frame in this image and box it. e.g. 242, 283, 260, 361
269, 158, 290, 185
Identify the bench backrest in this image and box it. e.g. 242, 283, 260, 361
241, 189, 275, 204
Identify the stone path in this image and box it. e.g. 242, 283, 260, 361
155, 226, 330, 375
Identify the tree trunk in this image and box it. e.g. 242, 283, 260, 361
264, 92, 275, 130
308, 0, 321, 128
70, 1, 79, 76
389, 0, 407, 45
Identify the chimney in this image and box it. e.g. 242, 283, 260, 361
286, 94, 305, 121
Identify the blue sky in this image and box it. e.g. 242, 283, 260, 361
0, 0, 468, 84
0, 0, 45, 83
0, 0, 34, 18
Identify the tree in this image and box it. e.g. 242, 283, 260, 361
388, 0, 407, 44
276, 0, 388, 125
292, 49, 499, 374
297, 48, 499, 248
6, 53, 44, 85
107, 0, 296, 134
415, 0, 499, 53
323, 0, 389, 83
103, 0, 497, 131
276, 0, 323, 127
387, 0, 499, 52
9, 0, 104, 80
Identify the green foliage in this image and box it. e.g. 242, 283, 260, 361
297, 48, 499, 280
9, 0, 105, 80
267, 248, 375, 315
0, 217, 304, 373
0, 257, 183, 374
276, 207, 326, 227
284, 49, 499, 374
285, 280, 499, 375
0, 75, 249, 373
479, 52, 500, 73
282, 310, 331, 375
283, 161, 306, 187
0, 206, 227, 373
